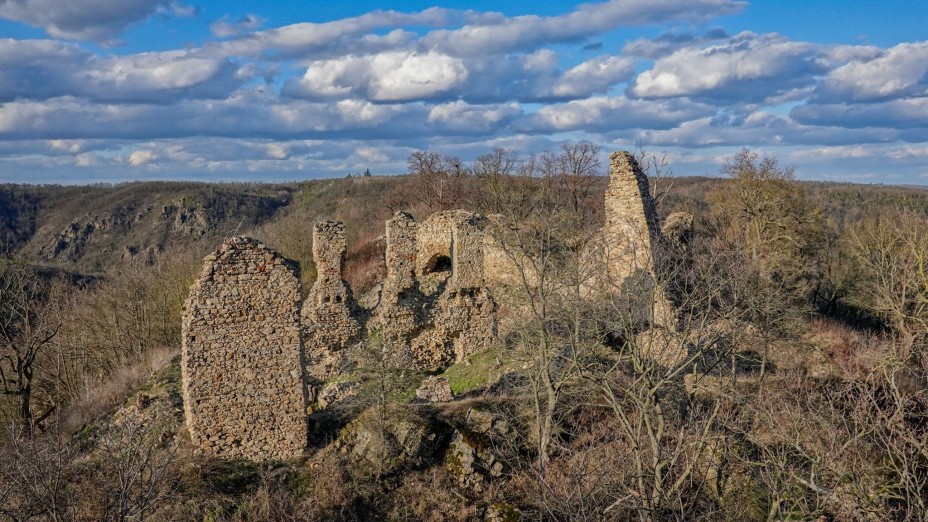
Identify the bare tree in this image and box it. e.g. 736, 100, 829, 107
406, 150, 469, 211
0, 425, 74, 521
92, 412, 179, 521
477, 144, 606, 470
553, 142, 602, 214
584, 231, 752, 521
0, 258, 62, 432
850, 208, 928, 348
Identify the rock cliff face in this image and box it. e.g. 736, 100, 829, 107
180, 150, 669, 461
181, 237, 306, 460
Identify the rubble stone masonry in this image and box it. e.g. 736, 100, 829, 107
604, 151, 674, 327
302, 221, 359, 382
376, 211, 421, 365
181, 237, 306, 461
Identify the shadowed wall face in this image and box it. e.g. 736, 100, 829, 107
181, 237, 306, 461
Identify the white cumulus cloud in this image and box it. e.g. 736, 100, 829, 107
816, 41, 928, 102
0, 0, 191, 41
128, 149, 156, 166
287, 51, 468, 102
630, 32, 823, 103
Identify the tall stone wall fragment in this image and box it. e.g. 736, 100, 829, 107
451, 213, 486, 290
384, 211, 417, 293
377, 212, 421, 365
181, 237, 306, 461
604, 151, 661, 278
603, 151, 674, 327
302, 221, 359, 382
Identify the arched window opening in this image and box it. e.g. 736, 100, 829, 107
424, 254, 452, 274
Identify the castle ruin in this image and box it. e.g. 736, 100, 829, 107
181, 151, 668, 461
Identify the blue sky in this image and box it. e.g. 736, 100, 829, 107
0, 0, 926, 184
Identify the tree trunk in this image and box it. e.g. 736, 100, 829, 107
19, 385, 32, 432
538, 384, 558, 468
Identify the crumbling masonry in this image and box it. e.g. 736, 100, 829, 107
181, 237, 306, 460
302, 221, 359, 383
181, 150, 669, 461
603, 151, 675, 327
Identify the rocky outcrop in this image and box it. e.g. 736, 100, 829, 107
335, 408, 450, 475
445, 408, 511, 491
446, 430, 504, 490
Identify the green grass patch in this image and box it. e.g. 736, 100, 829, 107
442, 348, 503, 395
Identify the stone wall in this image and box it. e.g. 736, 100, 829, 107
384, 211, 417, 293
451, 213, 486, 290
375, 210, 498, 370
376, 211, 421, 365
302, 221, 359, 382
415, 209, 488, 288
603, 151, 674, 327
604, 151, 661, 277
415, 211, 456, 276
410, 287, 497, 369
481, 227, 523, 288
181, 237, 306, 461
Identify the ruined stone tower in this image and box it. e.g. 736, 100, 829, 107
302, 221, 359, 382
604, 151, 674, 327
604, 151, 661, 278
181, 237, 307, 460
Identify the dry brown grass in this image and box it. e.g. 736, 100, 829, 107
805, 317, 889, 379
60, 345, 176, 435
344, 235, 385, 295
